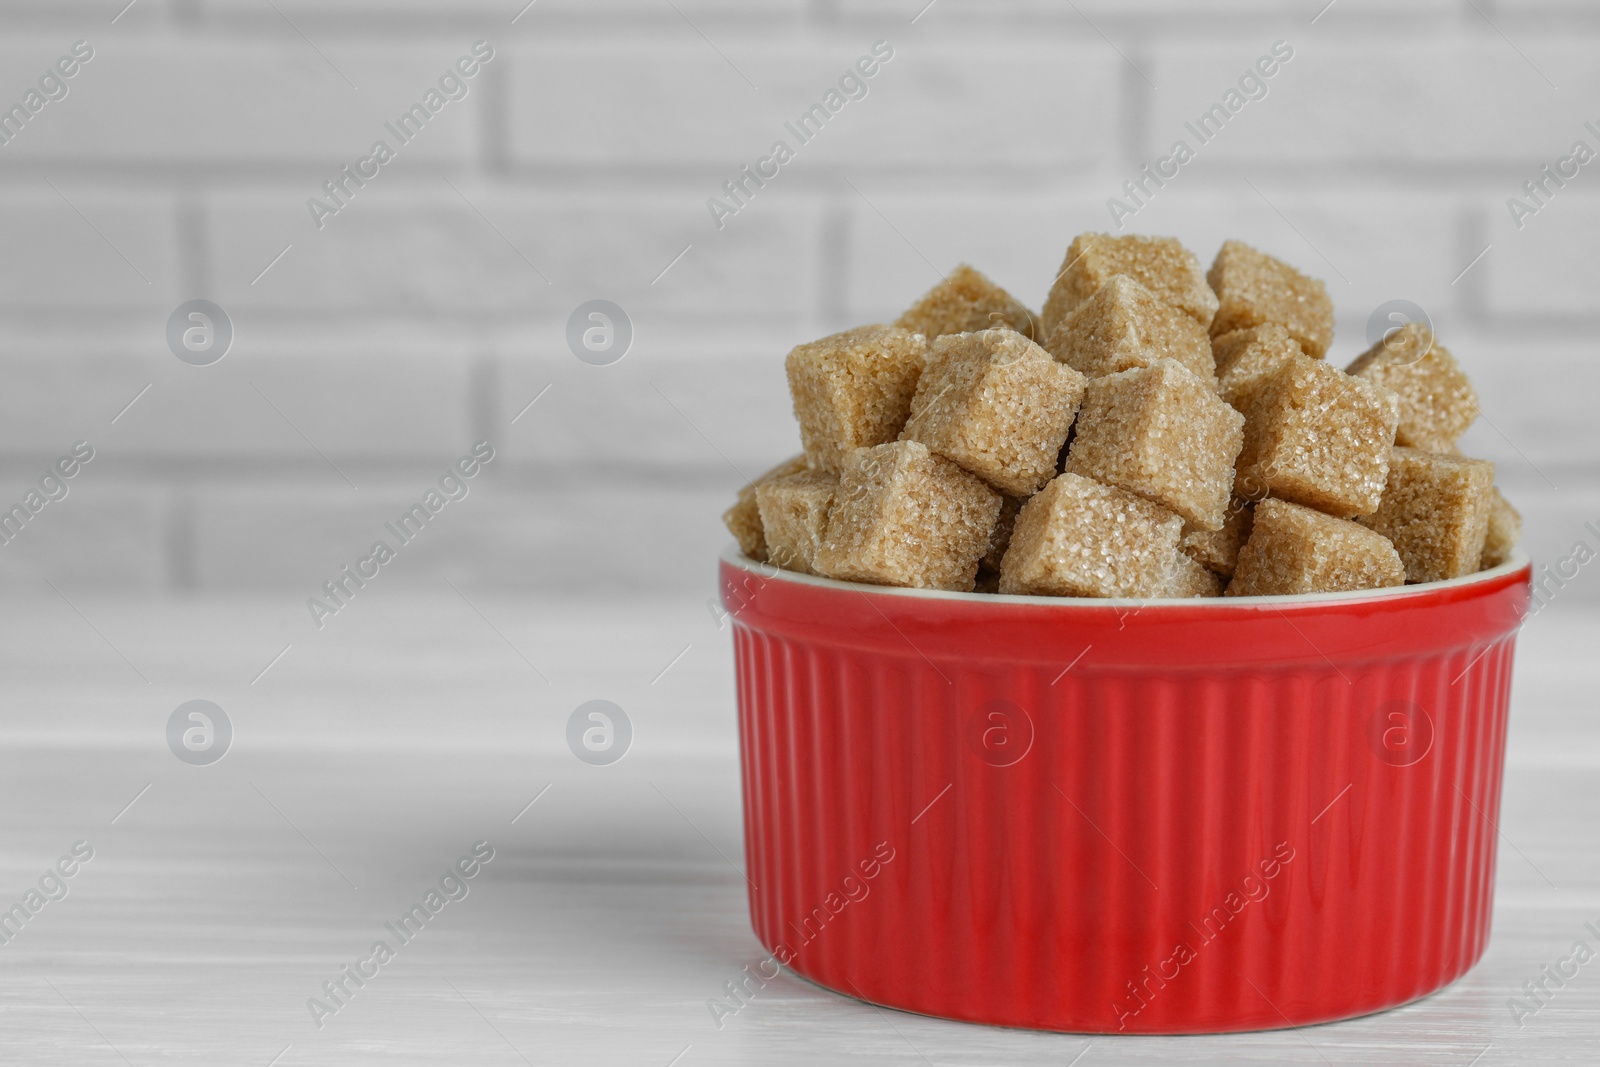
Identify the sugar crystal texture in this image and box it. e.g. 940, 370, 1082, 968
1045, 274, 1216, 382
1227, 498, 1405, 596
900, 328, 1086, 496
1358, 447, 1494, 583
1480, 487, 1521, 570
754, 470, 838, 576
1211, 323, 1301, 377
1206, 240, 1335, 357
1040, 233, 1218, 340
1064, 359, 1244, 530
999, 473, 1184, 598
1345, 323, 1478, 452
896, 264, 1038, 341
786, 325, 928, 473
981, 495, 1024, 573
814, 440, 1001, 591
1234, 353, 1399, 517
1165, 553, 1225, 598
1181, 500, 1254, 576
722, 454, 808, 559
1213, 324, 1306, 410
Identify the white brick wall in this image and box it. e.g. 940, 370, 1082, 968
0, 0, 1595, 597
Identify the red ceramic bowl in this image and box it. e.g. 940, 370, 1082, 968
719, 546, 1532, 1034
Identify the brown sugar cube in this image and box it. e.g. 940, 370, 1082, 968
814, 441, 1001, 591
900, 329, 1087, 496
1345, 323, 1478, 452
1234, 354, 1400, 518
999, 473, 1184, 598
722, 454, 808, 559
754, 470, 838, 576
786, 325, 928, 473
895, 264, 1039, 341
1480, 487, 1521, 570
1358, 447, 1494, 584
1211, 323, 1301, 377
1040, 233, 1218, 339
1213, 324, 1306, 409
1165, 553, 1225, 598
1181, 499, 1254, 577
1064, 359, 1245, 530
981, 495, 1025, 573
1227, 498, 1405, 596
1045, 274, 1215, 383
1206, 240, 1335, 358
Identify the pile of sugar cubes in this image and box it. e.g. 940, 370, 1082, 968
723, 234, 1521, 598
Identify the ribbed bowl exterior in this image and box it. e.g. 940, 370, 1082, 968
721, 551, 1532, 1034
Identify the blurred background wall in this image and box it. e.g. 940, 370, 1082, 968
0, 0, 1594, 606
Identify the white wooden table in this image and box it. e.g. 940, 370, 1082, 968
0, 592, 1595, 1065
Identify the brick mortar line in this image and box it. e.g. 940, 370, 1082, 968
0, 18, 1593, 44
0, 165, 1585, 191
0, 461, 794, 489
0, 12, 1582, 38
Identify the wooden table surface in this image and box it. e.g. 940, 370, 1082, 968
0, 591, 1596, 1065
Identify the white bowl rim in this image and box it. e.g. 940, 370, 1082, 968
721, 543, 1531, 610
